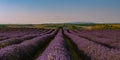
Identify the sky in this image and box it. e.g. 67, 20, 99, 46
0, 0, 120, 24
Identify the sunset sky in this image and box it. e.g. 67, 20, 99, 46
0, 0, 120, 24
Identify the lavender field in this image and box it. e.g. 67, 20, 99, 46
0, 28, 120, 60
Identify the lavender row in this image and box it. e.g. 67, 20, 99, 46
37, 30, 73, 60
0, 29, 53, 41
64, 30, 120, 60
70, 30, 120, 49
75, 30, 120, 40
0, 34, 38, 50
0, 29, 44, 37
0, 29, 54, 50
0, 37, 9, 41
0, 30, 57, 60
0, 28, 51, 37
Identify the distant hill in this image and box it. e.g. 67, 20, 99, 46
63, 22, 95, 24
43, 22, 96, 25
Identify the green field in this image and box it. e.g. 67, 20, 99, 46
0, 23, 120, 30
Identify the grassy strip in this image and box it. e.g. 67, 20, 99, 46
32, 38, 54, 60
64, 34, 91, 60
33, 30, 58, 60
64, 36, 82, 60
